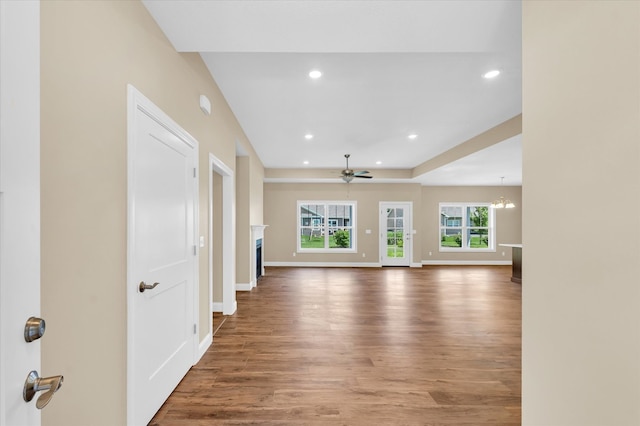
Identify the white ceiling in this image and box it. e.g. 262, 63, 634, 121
142, 0, 522, 185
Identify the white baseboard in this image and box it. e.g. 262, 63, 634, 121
196, 332, 212, 364
222, 300, 237, 316
265, 261, 382, 268
236, 282, 252, 291
422, 260, 512, 266
265, 261, 509, 267
211, 302, 223, 312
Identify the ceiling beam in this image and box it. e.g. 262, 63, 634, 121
411, 114, 522, 179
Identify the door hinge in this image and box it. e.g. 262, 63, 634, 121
193, 324, 197, 334
193, 245, 197, 255
193, 168, 197, 178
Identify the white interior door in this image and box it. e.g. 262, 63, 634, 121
127, 86, 198, 425
0, 2, 43, 425
380, 202, 413, 266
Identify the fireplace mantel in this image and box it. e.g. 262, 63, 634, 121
251, 225, 268, 240
251, 225, 268, 288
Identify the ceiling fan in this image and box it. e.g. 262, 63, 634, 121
340, 154, 372, 183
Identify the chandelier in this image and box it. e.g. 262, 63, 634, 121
491, 177, 515, 209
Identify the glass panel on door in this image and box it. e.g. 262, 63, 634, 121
386, 208, 405, 258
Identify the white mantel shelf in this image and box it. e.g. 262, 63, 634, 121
251, 225, 268, 236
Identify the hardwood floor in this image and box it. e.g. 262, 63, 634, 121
150, 266, 521, 425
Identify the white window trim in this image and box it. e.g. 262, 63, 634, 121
297, 200, 357, 253
439, 202, 495, 253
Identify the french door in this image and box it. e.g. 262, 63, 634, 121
379, 202, 413, 266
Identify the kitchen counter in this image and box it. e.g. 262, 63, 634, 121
499, 244, 522, 284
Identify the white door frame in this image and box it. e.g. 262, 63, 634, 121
0, 1, 41, 424
126, 85, 199, 425
209, 153, 237, 316
379, 202, 413, 267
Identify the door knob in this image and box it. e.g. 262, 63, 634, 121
24, 317, 46, 342
139, 281, 160, 293
23, 370, 63, 409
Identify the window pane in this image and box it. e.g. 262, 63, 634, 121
300, 204, 324, 248
386, 230, 404, 258
468, 228, 489, 248
328, 204, 352, 227
467, 206, 488, 227
440, 228, 462, 248
387, 230, 396, 246
300, 204, 325, 225
300, 227, 325, 248
441, 206, 462, 226
329, 228, 351, 249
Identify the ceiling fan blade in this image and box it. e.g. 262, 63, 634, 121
355, 175, 372, 179
354, 170, 370, 176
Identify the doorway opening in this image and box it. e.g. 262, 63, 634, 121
208, 154, 236, 319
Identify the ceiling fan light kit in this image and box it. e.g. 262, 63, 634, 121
340, 154, 373, 183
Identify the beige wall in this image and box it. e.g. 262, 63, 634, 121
236, 156, 251, 285
235, 154, 265, 286
212, 172, 224, 304
264, 183, 522, 265
40, 1, 260, 425
421, 186, 522, 262
523, 1, 640, 424
250, 155, 265, 226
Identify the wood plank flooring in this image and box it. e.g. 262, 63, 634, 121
150, 266, 521, 425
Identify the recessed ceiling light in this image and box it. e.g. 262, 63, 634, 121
309, 70, 322, 79
304, 134, 313, 140
483, 69, 500, 79
376, 161, 382, 165
303, 160, 309, 165
408, 134, 418, 140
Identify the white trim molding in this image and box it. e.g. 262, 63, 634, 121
197, 333, 212, 362
422, 260, 512, 266
208, 153, 237, 316
236, 282, 252, 291
265, 261, 382, 268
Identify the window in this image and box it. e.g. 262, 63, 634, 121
298, 201, 356, 252
439, 203, 494, 252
